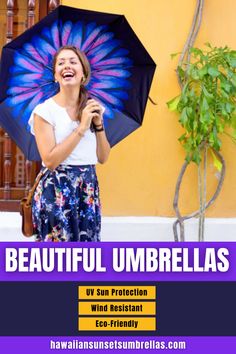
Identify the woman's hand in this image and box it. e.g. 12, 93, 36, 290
80, 98, 110, 164
87, 99, 104, 126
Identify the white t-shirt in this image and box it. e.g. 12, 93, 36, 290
28, 98, 98, 165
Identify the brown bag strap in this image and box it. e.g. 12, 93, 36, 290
25, 168, 48, 206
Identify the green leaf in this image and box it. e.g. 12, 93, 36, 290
193, 120, 198, 131
220, 81, 231, 93
202, 97, 209, 111
190, 47, 203, 58
179, 107, 188, 125
213, 138, 222, 150
231, 112, 236, 129
202, 85, 213, 99
167, 95, 181, 111
200, 111, 209, 124
199, 66, 208, 78
186, 107, 193, 117
208, 67, 220, 77
210, 150, 222, 171
192, 150, 201, 165
204, 42, 212, 49
228, 57, 236, 68
216, 120, 224, 133
178, 133, 186, 142
196, 134, 204, 145
189, 88, 195, 97
226, 102, 233, 114
231, 74, 236, 87
209, 132, 214, 145
190, 67, 199, 80
177, 66, 185, 80
185, 154, 191, 164
171, 52, 181, 59
221, 89, 229, 99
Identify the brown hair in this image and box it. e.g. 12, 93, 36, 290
53, 45, 91, 121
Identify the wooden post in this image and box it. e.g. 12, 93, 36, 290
3, 133, 11, 200
49, 0, 60, 13
24, 0, 37, 194
6, 0, 14, 44
27, 0, 36, 28
3, 0, 15, 199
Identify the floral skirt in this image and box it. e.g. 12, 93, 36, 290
32, 165, 101, 242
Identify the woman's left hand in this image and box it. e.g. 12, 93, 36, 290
87, 99, 104, 126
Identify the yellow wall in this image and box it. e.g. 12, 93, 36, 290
62, 0, 236, 217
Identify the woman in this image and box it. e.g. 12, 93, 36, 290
28, 45, 110, 242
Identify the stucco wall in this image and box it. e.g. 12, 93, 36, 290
62, 0, 236, 217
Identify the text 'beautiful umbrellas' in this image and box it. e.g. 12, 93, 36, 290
0, 5, 156, 160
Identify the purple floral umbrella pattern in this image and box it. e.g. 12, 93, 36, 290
0, 6, 156, 160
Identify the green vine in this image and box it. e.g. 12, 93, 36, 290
168, 44, 236, 166
166, 0, 236, 241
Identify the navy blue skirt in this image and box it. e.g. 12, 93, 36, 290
32, 165, 101, 242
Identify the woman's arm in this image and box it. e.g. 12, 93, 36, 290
34, 100, 98, 169
89, 99, 110, 163
95, 129, 111, 164
34, 115, 87, 170
34, 99, 110, 169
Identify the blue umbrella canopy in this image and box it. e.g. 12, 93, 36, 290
0, 5, 156, 160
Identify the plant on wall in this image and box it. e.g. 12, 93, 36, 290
167, 43, 236, 241
166, 0, 236, 241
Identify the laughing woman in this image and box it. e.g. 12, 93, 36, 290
28, 45, 110, 242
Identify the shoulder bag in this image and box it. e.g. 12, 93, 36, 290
20, 168, 48, 237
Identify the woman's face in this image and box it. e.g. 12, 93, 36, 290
54, 49, 84, 87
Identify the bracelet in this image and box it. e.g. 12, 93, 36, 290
74, 127, 85, 137
94, 126, 104, 132
93, 123, 103, 128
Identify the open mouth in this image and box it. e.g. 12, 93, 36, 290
62, 71, 75, 79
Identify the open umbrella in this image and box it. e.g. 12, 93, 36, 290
0, 5, 156, 161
